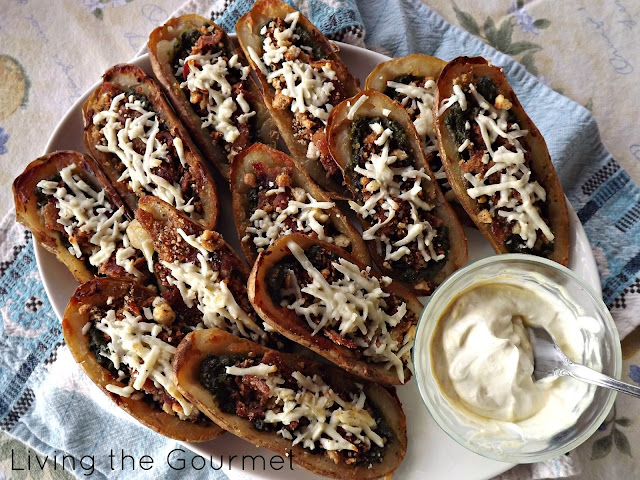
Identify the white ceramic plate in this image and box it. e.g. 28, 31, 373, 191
37, 41, 600, 480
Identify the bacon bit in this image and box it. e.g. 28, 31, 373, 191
192, 29, 224, 55
272, 193, 290, 210
251, 161, 268, 180
491, 218, 510, 243
424, 213, 444, 228
242, 375, 271, 397
324, 329, 358, 349
43, 200, 62, 232
124, 298, 142, 318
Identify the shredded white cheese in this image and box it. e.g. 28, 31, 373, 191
284, 241, 414, 383
347, 122, 444, 268
259, 12, 337, 126
37, 164, 142, 277
92, 93, 197, 217
438, 83, 467, 115
225, 362, 386, 451
161, 229, 266, 343
244, 186, 336, 253
439, 83, 553, 248
387, 79, 439, 154
176, 49, 253, 160
347, 94, 369, 120
226, 363, 277, 376
94, 307, 198, 419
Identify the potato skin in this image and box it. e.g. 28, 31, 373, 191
230, 142, 370, 265
174, 327, 407, 479
364, 54, 474, 226
82, 63, 219, 229
326, 90, 468, 295
62, 277, 224, 442
12, 150, 144, 283
235, 0, 360, 198
134, 196, 285, 348
148, 14, 278, 179
248, 233, 423, 385
434, 56, 569, 266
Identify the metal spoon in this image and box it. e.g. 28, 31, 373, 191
528, 325, 640, 398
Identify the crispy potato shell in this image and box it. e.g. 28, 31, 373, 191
148, 14, 279, 179
248, 233, 422, 385
434, 56, 569, 266
173, 327, 407, 479
13, 150, 130, 283
235, 0, 360, 198
230, 142, 370, 264
365, 54, 474, 226
82, 63, 219, 229
326, 90, 468, 295
62, 277, 224, 441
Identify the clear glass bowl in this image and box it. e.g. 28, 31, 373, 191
413, 254, 621, 463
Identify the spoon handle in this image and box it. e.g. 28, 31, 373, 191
564, 363, 640, 398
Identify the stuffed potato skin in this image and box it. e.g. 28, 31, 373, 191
148, 14, 278, 179
364, 54, 473, 226
174, 327, 407, 479
434, 56, 569, 265
230, 142, 369, 264
248, 233, 423, 385
13, 150, 152, 284
327, 90, 468, 295
62, 277, 224, 442
235, 0, 360, 199
83, 63, 219, 229
135, 196, 283, 349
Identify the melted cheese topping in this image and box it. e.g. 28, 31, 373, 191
285, 242, 414, 383
161, 229, 266, 343
94, 307, 197, 419
37, 164, 142, 276
177, 51, 253, 159
243, 186, 336, 252
92, 93, 197, 217
439, 84, 553, 248
225, 363, 385, 451
251, 12, 336, 126
387, 80, 438, 153
348, 122, 444, 267
347, 94, 369, 120
438, 84, 467, 115
387, 78, 453, 190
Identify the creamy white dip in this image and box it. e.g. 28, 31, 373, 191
430, 275, 601, 444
